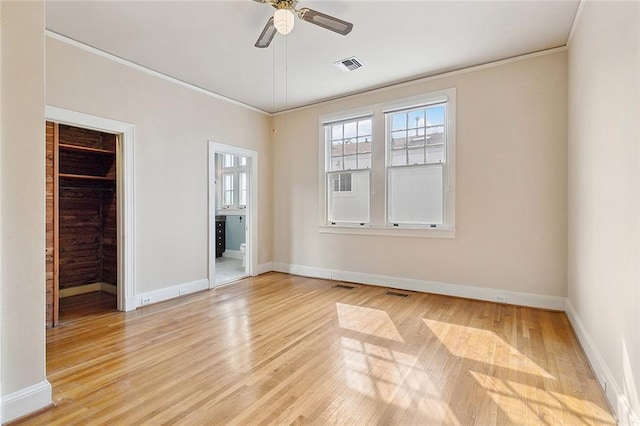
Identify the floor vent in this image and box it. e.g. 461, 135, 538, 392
334, 284, 355, 290
385, 291, 410, 298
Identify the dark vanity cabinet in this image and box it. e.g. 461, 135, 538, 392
215, 216, 225, 258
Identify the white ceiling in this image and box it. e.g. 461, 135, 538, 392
46, 1, 580, 114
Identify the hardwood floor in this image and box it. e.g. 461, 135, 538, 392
16, 272, 614, 425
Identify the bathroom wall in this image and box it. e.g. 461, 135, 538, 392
225, 215, 245, 251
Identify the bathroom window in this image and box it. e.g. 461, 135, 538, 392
218, 154, 247, 209
239, 172, 247, 206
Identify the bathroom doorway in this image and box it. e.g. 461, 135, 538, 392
208, 142, 257, 287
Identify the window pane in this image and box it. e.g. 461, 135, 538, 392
358, 153, 371, 169
388, 165, 443, 225
426, 145, 445, 164
344, 121, 357, 139
328, 170, 370, 223
331, 140, 343, 157
391, 113, 406, 131
427, 126, 445, 145
330, 157, 344, 171
332, 174, 342, 192
223, 154, 234, 168
223, 174, 233, 190
357, 137, 371, 153
343, 140, 357, 155
427, 104, 445, 126
331, 124, 343, 140
358, 119, 372, 137
339, 173, 351, 191
391, 131, 407, 149
222, 173, 234, 206
239, 156, 247, 166
391, 149, 406, 166
224, 191, 233, 205
239, 172, 247, 205
344, 154, 357, 170
408, 147, 425, 165
408, 109, 425, 129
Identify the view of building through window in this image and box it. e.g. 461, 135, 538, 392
322, 89, 455, 230
387, 102, 447, 226
325, 116, 373, 224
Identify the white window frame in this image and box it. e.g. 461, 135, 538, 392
221, 172, 234, 207
323, 113, 373, 226
317, 89, 456, 238
217, 154, 247, 210
238, 171, 247, 206
384, 94, 454, 229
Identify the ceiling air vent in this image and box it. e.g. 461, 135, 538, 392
334, 56, 365, 72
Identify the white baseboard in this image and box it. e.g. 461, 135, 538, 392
222, 250, 244, 260
59, 282, 117, 298
255, 262, 273, 275
136, 278, 209, 308
566, 299, 640, 425
1, 380, 52, 423
271, 262, 566, 310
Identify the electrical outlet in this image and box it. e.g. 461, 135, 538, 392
141, 297, 151, 305
496, 295, 507, 303
328, 274, 333, 280
291, 267, 299, 274
179, 289, 187, 296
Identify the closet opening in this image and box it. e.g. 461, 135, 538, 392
46, 121, 119, 326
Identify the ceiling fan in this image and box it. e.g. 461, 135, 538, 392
253, 0, 353, 48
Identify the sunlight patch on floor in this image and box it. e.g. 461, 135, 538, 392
470, 370, 616, 425
340, 336, 456, 422
337, 303, 404, 342
423, 318, 554, 379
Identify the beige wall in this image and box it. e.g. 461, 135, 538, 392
273, 52, 568, 298
46, 38, 273, 294
1, 0, 49, 416
568, 1, 639, 421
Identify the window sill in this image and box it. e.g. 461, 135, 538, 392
318, 225, 456, 238
217, 208, 246, 215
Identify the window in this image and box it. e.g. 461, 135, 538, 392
239, 172, 247, 206
222, 154, 234, 168
332, 173, 352, 192
386, 102, 448, 226
324, 116, 372, 224
218, 154, 247, 209
320, 88, 456, 237
222, 173, 234, 206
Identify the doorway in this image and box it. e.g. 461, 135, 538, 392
45, 121, 119, 324
208, 142, 258, 287
45, 106, 136, 327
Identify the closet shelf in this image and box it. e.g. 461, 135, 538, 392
59, 173, 115, 181
59, 143, 115, 154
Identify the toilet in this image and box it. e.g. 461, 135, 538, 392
240, 243, 246, 267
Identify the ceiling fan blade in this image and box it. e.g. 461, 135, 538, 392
298, 8, 353, 36
255, 17, 277, 48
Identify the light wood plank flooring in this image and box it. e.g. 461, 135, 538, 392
15, 272, 614, 425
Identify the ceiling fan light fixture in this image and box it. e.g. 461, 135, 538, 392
274, 8, 295, 35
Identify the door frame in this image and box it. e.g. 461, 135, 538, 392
45, 106, 136, 311
208, 141, 258, 288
